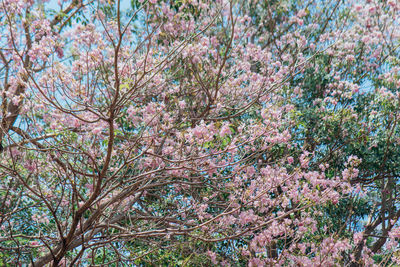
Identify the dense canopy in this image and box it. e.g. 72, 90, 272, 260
1, 0, 400, 266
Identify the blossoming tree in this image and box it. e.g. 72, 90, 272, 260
1, 0, 400, 266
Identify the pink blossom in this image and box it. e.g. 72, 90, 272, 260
220, 124, 231, 137
92, 127, 102, 135
207, 251, 217, 264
